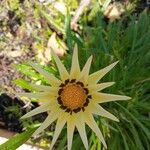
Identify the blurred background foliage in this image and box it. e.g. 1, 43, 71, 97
0, 0, 150, 150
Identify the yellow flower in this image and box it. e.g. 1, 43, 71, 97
18, 46, 130, 150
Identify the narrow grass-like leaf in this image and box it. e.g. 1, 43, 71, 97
116, 125, 129, 150
39, 9, 65, 35
14, 79, 37, 91
0, 127, 38, 150
129, 122, 144, 150
56, 134, 67, 150
115, 102, 150, 140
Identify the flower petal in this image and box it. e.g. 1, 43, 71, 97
33, 109, 61, 136
88, 103, 119, 122
88, 82, 115, 92
70, 45, 80, 79
93, 93, 131, 103
67, 118, 75, 150
75, 117, 88, 150
49, 115, 67, 150
17, 92, 55, 102
51, 50, 69, 81
84, 114, 107, 148
29, 84, 57, 92
79, 55, 93, 83
88, 61, 119, 83
21, 102, 51, 119
29, 62, 60, 86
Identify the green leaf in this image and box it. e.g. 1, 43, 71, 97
115, 102, 150, 140
38, 8, 64, 35
116, 125, 129, 150
129, 122, 144, 150
0, 127, 38, 150
14, 79, 37, 91
65, 10, 73, 51
56, 134, 67, 150
102, 0, 112, 11
14, 63, 40, 79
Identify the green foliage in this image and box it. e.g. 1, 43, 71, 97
38, 8, 65, 35
5, 105, 23, 119
14, 63, 56, 84
78, 10, 150, 150
8, 0, 20, 10
14, 79, 38, 91
62, 9, 150, 150
0, 127, 38, 150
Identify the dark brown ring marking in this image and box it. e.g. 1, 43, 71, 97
84, 88, 89, 94
65, 79, 70, 84
73, 107, 81, 113
70, 79, 76, 83
88, 95, 92, 99
76, 81, 84, 87
58, 88, 63, 95
83, 98, 89, 107
65, 108, 71, 113
82, 107, 85, 111
57, 97, 62, 104
59, 83, 65, 87
60, 105, 67, 109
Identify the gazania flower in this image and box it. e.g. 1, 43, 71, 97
18, 46, 130, 150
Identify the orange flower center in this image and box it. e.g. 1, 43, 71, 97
57, 79, 92, 114
61, 84, 86, 110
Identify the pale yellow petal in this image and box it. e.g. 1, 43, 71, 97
29, 62, 60, 86
33, 109, 61, 136
67, 118, 75, 150
84, 114, 107, 148
88, 103, 119, 122
93, 93, 131, 103
17, 92, 55, 101
88, 82, 115, 92
70, 44, 80, 79
75, 118, 88, 150
88, 61, 119, 83
21, 102, 51, 119
29, 84, 58, 92
51, 50, 69, 81
79, 55, 93, 83
49, 115, 67, 150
